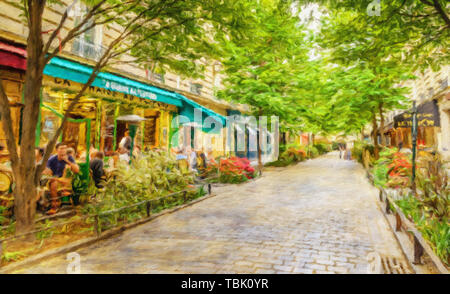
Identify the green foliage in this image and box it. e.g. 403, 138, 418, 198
352, 140, 375, 164
415, 154, 449, 221
1, 250, 26, 263
36, 220, 55, 241
313, 143, 330, 154
218, 2, 311, 129
82, 150, 197, 230
372, 147, 398, 188
396, 195, 449, 266
296, 0, 450, 70
0, 206, 7, 225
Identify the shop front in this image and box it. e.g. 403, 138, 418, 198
0, 40, 26, 163
171, 95, 227, 157
38, 57, 182, 160
393, 100, 441, 151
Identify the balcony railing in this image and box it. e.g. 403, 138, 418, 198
72, 38, 106, 61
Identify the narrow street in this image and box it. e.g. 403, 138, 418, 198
11, 153, 410, 274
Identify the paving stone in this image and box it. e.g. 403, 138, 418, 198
10, 153, 410, 274
305, 264, 327, 271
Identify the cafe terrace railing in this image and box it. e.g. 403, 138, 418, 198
366, 172, 449, 274
0, 178, 216, 263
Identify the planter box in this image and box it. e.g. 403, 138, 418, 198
379, 187, 449, 274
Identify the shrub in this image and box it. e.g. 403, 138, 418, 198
82, 150, 197, 227
307, 146, 319, 158
313, 143, 330, 155
371, 147, 411, 189
205, 156, 256, 184
352, 140, 375, 164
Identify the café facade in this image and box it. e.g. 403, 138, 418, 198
1, 51, 227, 164
388, 100, 441, 150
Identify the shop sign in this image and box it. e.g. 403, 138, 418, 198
104, 81, 157, 100
44, 77, 176, 112
394, 100, 440, 128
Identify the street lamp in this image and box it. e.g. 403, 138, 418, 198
116, 114, 146, 163
411, 101, 418, 195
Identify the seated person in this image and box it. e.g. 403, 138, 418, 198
35, 147, 44, 164
118, 147, 130, 163
43, 142, 80, 215
90, 151, 105, 188
66, 147, 76, 160
175, 147, 187, 161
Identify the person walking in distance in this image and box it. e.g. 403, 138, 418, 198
345, 142, 352, 160
339, 143, 345, 159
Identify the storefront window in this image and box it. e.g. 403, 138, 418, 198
143, 109, 160, 150
39, 108, 61, 149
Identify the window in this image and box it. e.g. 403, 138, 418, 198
71, 4, 104, 61
153, 73, 165, 84
146, 70, 165, 84
190, 82, 203, 95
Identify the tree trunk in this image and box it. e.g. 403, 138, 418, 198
14, 0, 46, 234
372, 113, 380, 160
361, 127, 365, 141
378, 103, 386, 146
13, 173, 37, 236
257, 109, 263, 172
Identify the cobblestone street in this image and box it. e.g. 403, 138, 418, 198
11, 153, 411, 274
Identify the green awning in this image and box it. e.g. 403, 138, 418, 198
44, 57, 183, 107
44, 57, 228, 132
175, 93, 227, 134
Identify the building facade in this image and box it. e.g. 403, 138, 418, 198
0, 0, 259, 162
384, 65, 450, 160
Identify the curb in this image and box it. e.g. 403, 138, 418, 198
0, 192, 219, 273
364, 168, 448, 274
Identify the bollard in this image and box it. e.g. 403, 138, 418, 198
146, 201, 150, 217
385, 198, 390, 214
208, 183, 211, 195
94, 215, 101, 237
395, 212, 402, 231
379, 190, 383, 202
413, 236, 424, 265
183, 191, 187, 202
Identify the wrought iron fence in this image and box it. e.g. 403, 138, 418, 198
0, 178, 217, 262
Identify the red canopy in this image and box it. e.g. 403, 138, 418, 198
0, 41, 26, 71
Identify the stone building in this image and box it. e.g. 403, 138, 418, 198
0, 0, 257, 161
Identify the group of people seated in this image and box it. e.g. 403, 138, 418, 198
34, 142, 108, 215
2, 129, 217, 216
172, 146, 214, 175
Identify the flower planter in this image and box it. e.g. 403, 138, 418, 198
378, 187, 449, 274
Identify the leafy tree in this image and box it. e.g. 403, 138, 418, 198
296, 0, 449, 70
218, 1, 311, 168
292, 1, 419, 157
0, 0, 257, 234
